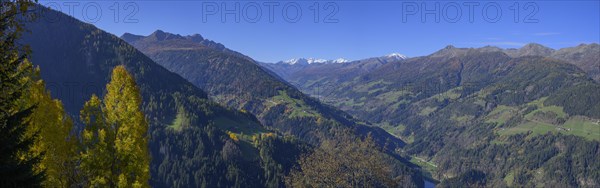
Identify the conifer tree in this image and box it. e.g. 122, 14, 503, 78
0, 0, 43, 186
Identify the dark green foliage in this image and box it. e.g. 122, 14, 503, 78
151, 126, 256, 188
151, 125, 309, 188
1, 0, 43, 186
545, 83, 600, 118
485, 57, 590, 106
256, 136, 309, 187
439, 170, 487, 188
0, 107, 43, 187
435, 134, 599, 187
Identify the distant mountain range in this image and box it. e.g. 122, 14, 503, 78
265, 43, 599, 84
429, 43, 600, 81
275, 53, 407, 65
261, 42, 600, 187
279, 58, 350, 65
261, 52, 409, 83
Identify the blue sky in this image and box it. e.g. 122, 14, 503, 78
39, 0, 599, 62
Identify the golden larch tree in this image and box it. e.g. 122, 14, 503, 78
80, 65, 150, 187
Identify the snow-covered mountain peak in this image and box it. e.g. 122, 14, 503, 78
386, 53, 408, 60
282, 57, 350, 65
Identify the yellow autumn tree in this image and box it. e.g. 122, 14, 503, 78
80, 65, 150, 187
20, 65, 78, 187
80, 94, 114, 186
286, 135, 402, 187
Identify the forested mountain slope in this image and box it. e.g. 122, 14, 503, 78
20, 6, 310, 187
504, 43, 599, 81
263, 45, 600, 187
121, 31, 407, 150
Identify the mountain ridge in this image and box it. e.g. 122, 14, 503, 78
121, 30, 411, 151
275, 52, 407, 65
264, 43, 599, 83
